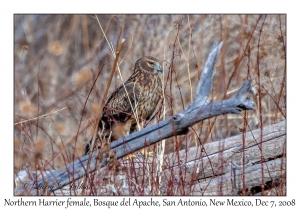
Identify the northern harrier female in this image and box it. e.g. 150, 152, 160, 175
85, 56, 163, 154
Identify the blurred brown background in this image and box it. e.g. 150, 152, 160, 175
14, 14, 286, 172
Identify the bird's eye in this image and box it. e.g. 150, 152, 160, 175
148, 61, 154, 65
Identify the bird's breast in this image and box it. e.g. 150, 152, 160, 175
135, 75, 162, 119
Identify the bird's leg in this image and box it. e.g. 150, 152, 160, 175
137, 121, 144, 131
123, 119, 133, 135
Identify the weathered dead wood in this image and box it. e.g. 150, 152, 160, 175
15, 42, 257, 195
118, 120, 286, 195
191, 157, 286, 195
163, 120, 286, 181
15, 120, 285, 195
166, 121, 286, 195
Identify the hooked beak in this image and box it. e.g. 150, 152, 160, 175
155, 63, 163, 73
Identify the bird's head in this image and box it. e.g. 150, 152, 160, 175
135, 56, 163, 74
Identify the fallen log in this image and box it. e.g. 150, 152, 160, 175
118, 121, 286, 195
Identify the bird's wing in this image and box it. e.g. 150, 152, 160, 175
103, 81, 142, 123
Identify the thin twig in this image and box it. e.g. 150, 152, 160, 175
81, 31, 125, 195
14, 107, 68, 125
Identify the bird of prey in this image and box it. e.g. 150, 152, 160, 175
85, 56, 163, 154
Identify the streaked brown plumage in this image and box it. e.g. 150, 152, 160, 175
85, 56, 163, 154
